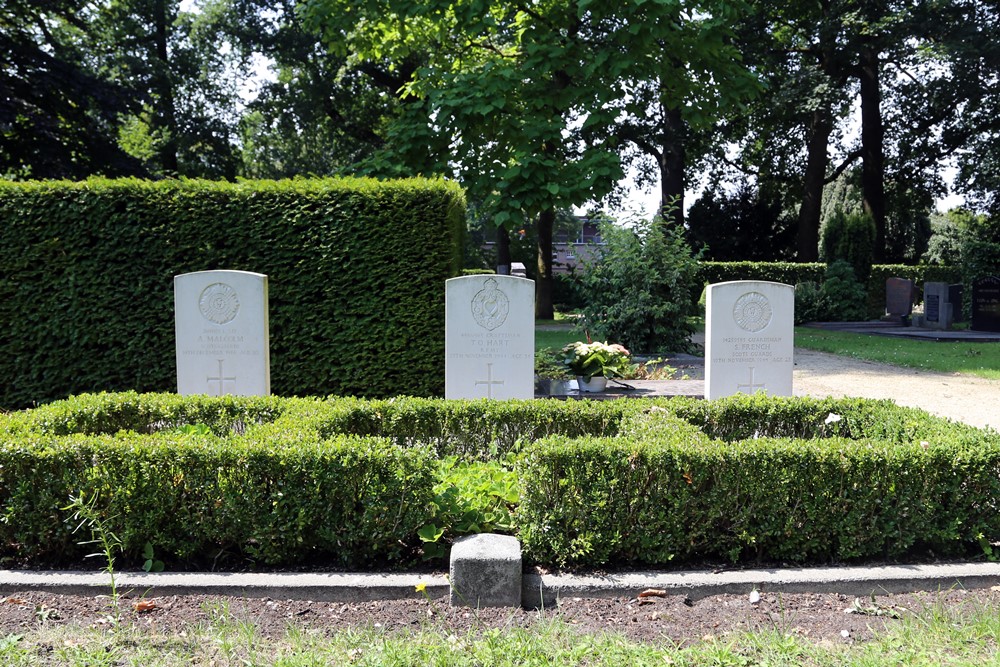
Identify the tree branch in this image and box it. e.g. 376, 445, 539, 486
824, 148, 861, 184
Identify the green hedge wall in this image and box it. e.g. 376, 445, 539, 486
0, 178, 465, 409
699, 261, 827, 286
700, 261, 964, 318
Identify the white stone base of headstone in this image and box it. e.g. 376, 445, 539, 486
174, 270, 270, 396
705, 281, 794, 401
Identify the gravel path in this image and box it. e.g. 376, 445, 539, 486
793, 348, 1000, 431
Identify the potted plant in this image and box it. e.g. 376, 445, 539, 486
534, 348, 574, 395
561, 341, 633, 392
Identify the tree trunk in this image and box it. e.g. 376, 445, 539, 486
495, 223, 511, 275
535, 208, 555, 320
658, 106, 686, 229
797, 106, 833, 261
153, 0, 178, 175
859, 42, 886, 262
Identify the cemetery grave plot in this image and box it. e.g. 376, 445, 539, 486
445, 274, 535, 400
175, 270, 270, 397
705, 280, 794, 400
3, 392, 999, 573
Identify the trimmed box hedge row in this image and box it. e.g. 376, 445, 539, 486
0, 178, 465, 410
1, 392, 996, 570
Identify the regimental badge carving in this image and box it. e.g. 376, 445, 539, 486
199, 282, 240, 325
471, 278, 510, 331
733, 291, 772, 332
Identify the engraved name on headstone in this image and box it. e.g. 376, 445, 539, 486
174, 270, 270, 396
705, 281, 794, 401
445, 275, 534, 399
922, 281, 951, 330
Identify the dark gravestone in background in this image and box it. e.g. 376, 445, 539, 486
922, 281, 951, 330
885, 278, 914, 321
949, 284, 964, 322
971, 276, 1000, 332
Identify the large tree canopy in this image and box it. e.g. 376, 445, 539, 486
298, 0, 758, 316
4, 0, 1000, 268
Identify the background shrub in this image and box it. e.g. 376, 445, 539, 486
821, 207, 877, 283
578, 219, 702, 353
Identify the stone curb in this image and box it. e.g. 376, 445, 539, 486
1, 563, 998, 608
522, 563, 1000, 609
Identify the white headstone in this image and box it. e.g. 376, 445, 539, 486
705, 281, 794, 401
445, 275, 534, 399
174, 270, 270, 396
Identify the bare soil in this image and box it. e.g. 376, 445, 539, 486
1, 587, 997, 646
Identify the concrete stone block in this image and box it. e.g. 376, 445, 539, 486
449, 533, 522, 608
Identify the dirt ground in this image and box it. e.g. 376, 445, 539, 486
1, 587, 997, 646
791, 348, 999, 431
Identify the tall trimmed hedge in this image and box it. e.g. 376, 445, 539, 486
700, 261, 963, 318
0, 178, 465, 408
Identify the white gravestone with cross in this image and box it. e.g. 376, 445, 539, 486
705, 280, 794, 401
445, 275, 534, 400
174, 270, 270, 396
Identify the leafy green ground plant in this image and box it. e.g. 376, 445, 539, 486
418, 456, 520, 560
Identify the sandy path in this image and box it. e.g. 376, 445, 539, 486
793, 348, 1000, 431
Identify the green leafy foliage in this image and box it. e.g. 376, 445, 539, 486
518, 395, 1000, 568
0, 178, 465, 409
560, 341, 632, 380
419, 456, 519, 560
821, 207, 877, 283
3, 392, 998, 571
794, 260, 869, 323
698, 261, 827, 287
579, 219, 702, 354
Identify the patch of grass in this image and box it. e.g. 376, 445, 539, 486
5, 593, 1000, 665
795, 327, 1000, 380
535, 327, 580, 352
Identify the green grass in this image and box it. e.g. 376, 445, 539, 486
3, 595, 1000, 666
795, 328, 1000, 380
535, 326, 580, 351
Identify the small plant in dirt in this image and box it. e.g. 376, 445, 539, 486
64, 492, 125, 626
418, 457, 520, 560
622, 357, 684, 380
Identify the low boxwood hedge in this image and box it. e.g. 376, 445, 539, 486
1, 392, 996, 570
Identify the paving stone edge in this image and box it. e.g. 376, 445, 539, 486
1, 563, 998, 608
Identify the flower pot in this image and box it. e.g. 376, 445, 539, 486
576, 376, 608, 393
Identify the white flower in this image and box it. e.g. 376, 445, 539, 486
824, 413, 842, 425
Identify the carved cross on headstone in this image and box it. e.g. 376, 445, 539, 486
207, 358, 237, 396
474, 363, 505, 399
736, 366, 766, 394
